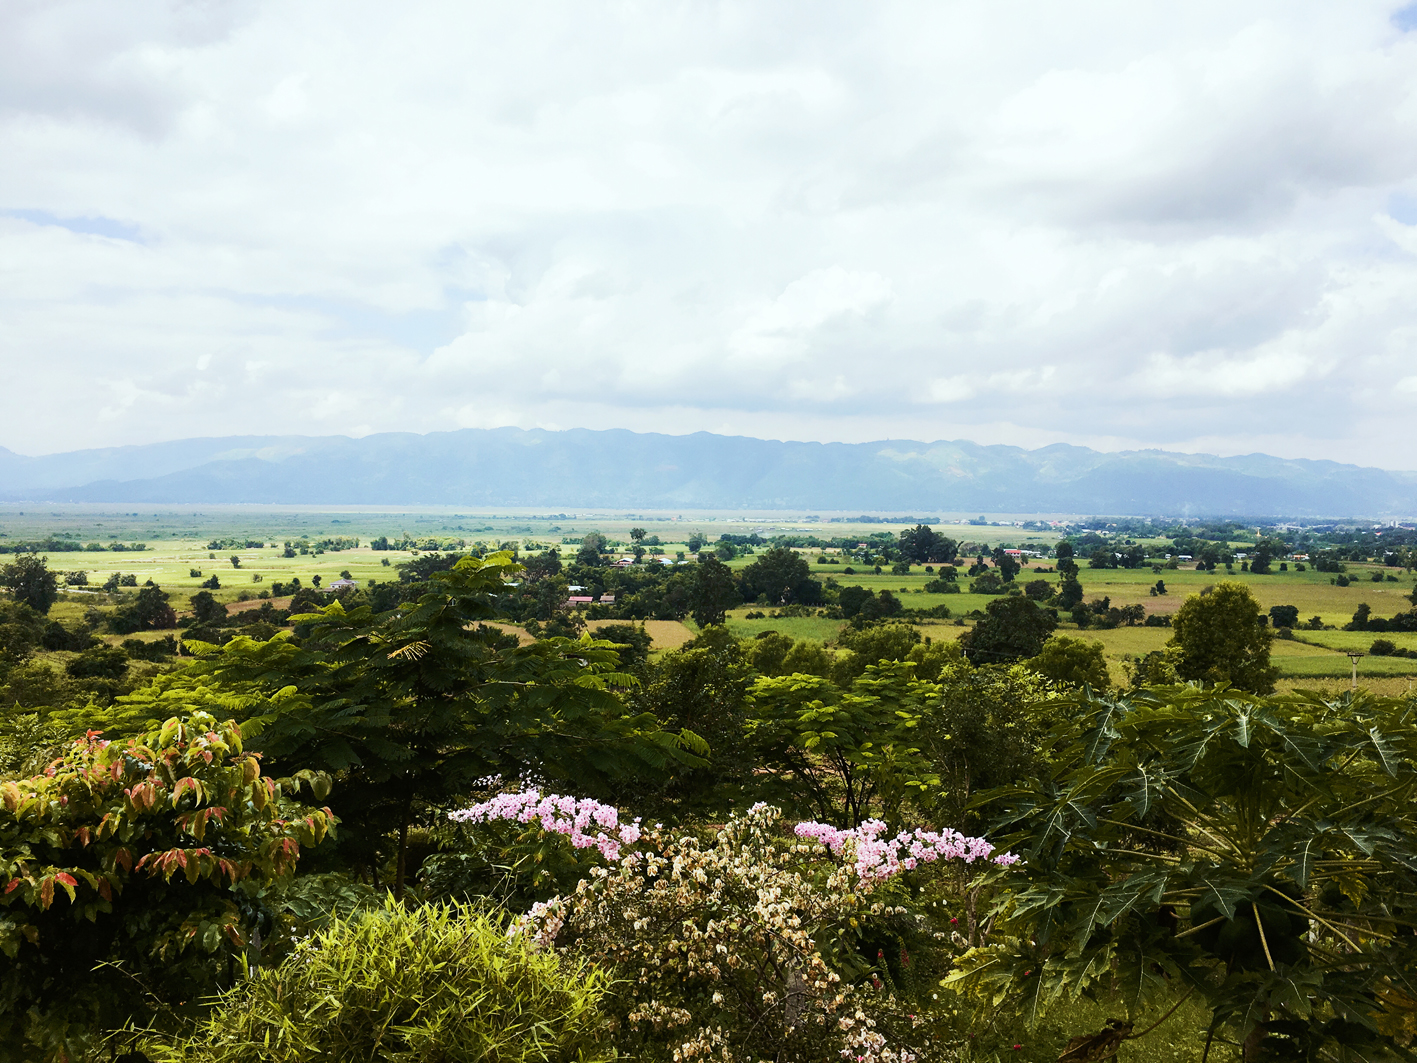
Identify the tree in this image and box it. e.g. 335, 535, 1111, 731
1055, 575, 1084, 610
689, 555, 740, 627
0, 554, 59, 615
0, 712, 336, 1061
749, 662, 941, 827
1023, 579, 1051, 601
955, 686, 1417, 1062
960, 596, 1056, 665
737, 546, 821, 606
898, 524, 958, 564
1028, 635, 1109, 688
832, 622, 921, 684
190, 590, 228, 626
630, 527, 646, 544
133, 582, 177, 630
229, 554, 242, 569
990, 547, 1021, 583
1268, 604, 1299, 628
1168, 581, 1277, 694
193, 553, 704, 897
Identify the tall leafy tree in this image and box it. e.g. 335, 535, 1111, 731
0, 555, 59, 615
749, 662, 940, 827
689, 555, 740, 626
191, 553, 704, 895
737, 545, 821, 606
960, 595, 1056, 665
1168, 580, 1277, 694
899, 524, 958, 564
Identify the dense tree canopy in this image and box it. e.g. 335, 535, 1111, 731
1168, 581, 1277, 694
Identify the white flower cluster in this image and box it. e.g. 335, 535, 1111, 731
516, 803, 924, 1063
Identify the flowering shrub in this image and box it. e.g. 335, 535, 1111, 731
513, 803, 978, 1063
793, 820, 1019, 881
448, 788, 642, 862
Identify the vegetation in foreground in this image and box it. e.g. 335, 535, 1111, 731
1, 518, 1416, 1061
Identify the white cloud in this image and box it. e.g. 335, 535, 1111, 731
1, 1, 1417, 467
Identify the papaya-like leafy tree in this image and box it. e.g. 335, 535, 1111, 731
0, 712, 335, 1063
749, 661, 940, 828
950, 685, 1417, 1062
186, 552, 706, 895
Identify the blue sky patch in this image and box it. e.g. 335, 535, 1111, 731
3, 209, 143, 242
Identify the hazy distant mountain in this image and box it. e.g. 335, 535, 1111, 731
1, 429, 1414, 517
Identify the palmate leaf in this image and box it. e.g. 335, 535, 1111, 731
1195, 877, 1251, 920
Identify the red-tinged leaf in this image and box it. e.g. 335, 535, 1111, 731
97, 878, 112, 902
4, 878, 23, 895
38, 877, 54, 910
53, 873, 77, 903
223, 923, 246, 948
76, 826, 90, 847
114, 847, 133, 872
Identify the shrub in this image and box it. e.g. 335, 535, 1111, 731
146, 900, 612, 1063
0, 713, 335, 1062
520, 804, 1001, 1063
1369, 638, 1397, 656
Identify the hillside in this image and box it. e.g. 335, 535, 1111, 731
1, 428, 1414, 517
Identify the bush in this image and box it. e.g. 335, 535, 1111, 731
0, 713, 335, 1062
1369, 638, 1398, 656
148, 900, 612, 1063
520, 805, 968, 1063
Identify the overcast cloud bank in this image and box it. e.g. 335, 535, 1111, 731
4, 2, 1417, 465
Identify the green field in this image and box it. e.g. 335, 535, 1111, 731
4, 504, 1414, 682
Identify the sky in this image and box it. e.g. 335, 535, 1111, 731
5, 1, 1417, 467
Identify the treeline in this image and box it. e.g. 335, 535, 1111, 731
0, 538, 147, 554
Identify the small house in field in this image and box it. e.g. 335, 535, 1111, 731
326, 578, 357, 591
598, 594, 616, 604
566, 595, 595, 608
612, 557, 635, 567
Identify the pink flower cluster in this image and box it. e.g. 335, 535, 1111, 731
449, 788, 643, 862
794, 819, 1020, 880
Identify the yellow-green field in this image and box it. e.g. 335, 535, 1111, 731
5, 505, 1414, 685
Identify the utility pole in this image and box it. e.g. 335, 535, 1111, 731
1344, 651, 1365, 692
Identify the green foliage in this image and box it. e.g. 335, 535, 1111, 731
834, 622, 921, 684
145, 899, 612, 1063
0, 712, 336, 1062
190, 552, 704, 893
1027, 635, 1109, 689
919, 660, 1063, 832
745, 630, 832, 678
737, 545, 821, 606
953, 685, 1417, 1062
749, 662, 940, 827
616, 630, 756, 814
0, 554, 59, 615
960, 595, 1057, 665
1168, 581, 1278, 693
689, 554, 740, 626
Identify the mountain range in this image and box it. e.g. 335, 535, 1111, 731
0, 428, 1413, 517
